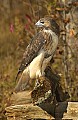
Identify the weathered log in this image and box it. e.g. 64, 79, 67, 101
63, 102, 78, 119
5, 102, 78, 120
5, 104, 54, 120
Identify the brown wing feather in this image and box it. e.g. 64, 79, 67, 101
16, 31, 46, 79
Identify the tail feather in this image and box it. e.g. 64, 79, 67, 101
14, 71, 30, 93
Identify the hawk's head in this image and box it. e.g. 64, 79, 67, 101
35, 17, 60, 36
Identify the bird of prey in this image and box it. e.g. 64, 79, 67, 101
14, 17, 60, 92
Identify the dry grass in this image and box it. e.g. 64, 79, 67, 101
0, 24, 24, 119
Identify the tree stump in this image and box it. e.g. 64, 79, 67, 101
5, 104, 54, 120
5, 101, 78, 120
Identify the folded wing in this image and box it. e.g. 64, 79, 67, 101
16, 32, 46, 79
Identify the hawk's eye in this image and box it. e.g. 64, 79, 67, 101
40, 21, 44, 24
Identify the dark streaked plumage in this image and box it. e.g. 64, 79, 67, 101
15, 17, 60, 92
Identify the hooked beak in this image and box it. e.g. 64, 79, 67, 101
35, 20, 43, 27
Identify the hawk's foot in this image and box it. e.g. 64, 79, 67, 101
34, 79, 40, 89
34, 78, 44, 90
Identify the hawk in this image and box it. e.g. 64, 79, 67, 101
15, 17, 60, 92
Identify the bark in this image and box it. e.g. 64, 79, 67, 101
5, 101, 78, 120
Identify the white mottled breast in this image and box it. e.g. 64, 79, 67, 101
43, 29, 58, 54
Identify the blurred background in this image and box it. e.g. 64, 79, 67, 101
0, 0, 78, 119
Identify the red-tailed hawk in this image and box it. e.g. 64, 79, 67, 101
15, 17, 60, 92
